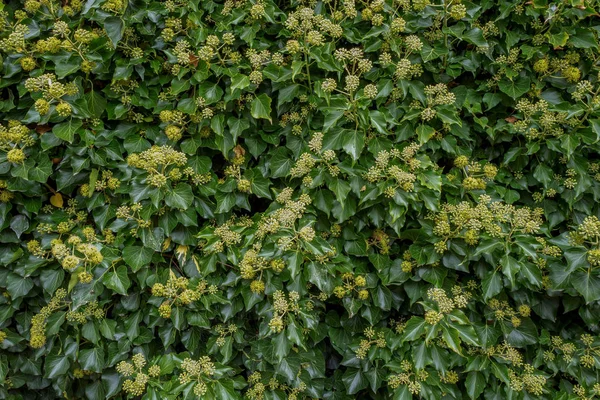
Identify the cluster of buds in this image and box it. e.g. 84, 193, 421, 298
454, 155, 498, 190
178, 356, 215, 396
202, 215, 253, 253
488, 299, 531, 328
246, 371, 307, 400
80, 170, 120, 197
160, 109, 187, 142
573, 383, 600, 400
356, 327, 386, 359
239, 248, 286, 294
29, 224, 107, 284
424, 287, 471, 325
508, 365, 547, 396
254, 189, 313, 246
115, 203, 151, 237
223, 151, 252, 193
533, 52, 581, 83
127, 145, 208, 188
25, 74, 78, 117
127, 145, 187, 187
268, 290, 301, 333
543, 335, 576, 364
368, 229, 392, 254
333, 273, 369, 300
285, 7, 342, 48
364, 145, 423, 195
430, 195, 544, 253
66, 301, 104, 324
579, 334, 600, 369
117, 353, 161, 397
29, 289, 67, 348
0, 180, 13, 203
0, 121, 34, 165
326, 48, 374, 96
388, 360, 428, 395
290, 132, 341, 184
418, 83, 456, 121
569, 216, 600, 266
278, 98, 315, 134
151, 272, 217, 318
214, 324, 238, 347
514, 98, 570, 140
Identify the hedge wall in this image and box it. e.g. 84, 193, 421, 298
1, 0, 600, 398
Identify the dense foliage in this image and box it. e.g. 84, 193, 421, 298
1, 0, 600, 398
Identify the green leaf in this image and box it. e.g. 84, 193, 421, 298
165, 183, 194, 209
342, 369, 367, 395
329, 179, 351, 207
45, 355, 70, 379
548, 31, 569, 47
500, 254, 520, 288
78, 347, 105, 373
571, 271, 600, 303
369, 110, 387, 134
482, 270, 503, 300
230, 74, 250, 92
498, 77, 530, 99
402, 317, 426, 341
103, 17, 124, 46
85, 90, 107, 118
102, 265, 131, 295
250, 94, 272, 123
53, 119, 82, 143
466, 371, 486, 400
342, 130, 364, 160
122, 246, 154, 272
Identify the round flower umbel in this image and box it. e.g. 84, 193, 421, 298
151, 271, 218, 319
246, 371, 307, 400
363, 144, 427, 197
117, 353, 161, 397
0, 121, 35, 165
569, 216, 600, 267
356, 327, 387, 359
452, 155, 498, 191
267, 290, 310, 334
25, 74, 78, 118
127, 145, 211, 190
29, 289, 67, 348
27, 212, 111, 285
178, 356, 216, 396
430, 196, 545, 253
333, 273, 369, 300
388, 361, 428, 396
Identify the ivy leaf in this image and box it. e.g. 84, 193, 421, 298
103, 17, 124, 46
78, 347, 105, 373
571, 271, 600, 303
498, 77, 531, 99
165, 183, 194, 209
342, 369, 367, 395
251, 94, 272, 123
122, 247, 154, 272
466, 371, 486, 400
102, 265, 131, 295
44, 355, 70, 379
52, 119, 82, 143
342, 130, 364, 161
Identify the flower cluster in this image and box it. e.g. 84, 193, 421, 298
116, 353, 161, 397
333, 273, 369, 300
151, 273, 217, 318
431, 196, 544, 252
29, 289, 67, 348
